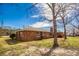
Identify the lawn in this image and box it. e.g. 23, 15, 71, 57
0, 36, 79, 55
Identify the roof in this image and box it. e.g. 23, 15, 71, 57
17, 27, 50, 32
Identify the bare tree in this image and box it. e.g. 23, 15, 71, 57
46, 3, 62, 48
58, 4, 74, 40
29, 3, 60, 48
69, 6, 79, 36
70, 16, 79, 36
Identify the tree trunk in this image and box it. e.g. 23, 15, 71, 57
62, 17, 67, 40
52, 3, 59, 48
64, 23, 67, 39
72, 28, 75, 37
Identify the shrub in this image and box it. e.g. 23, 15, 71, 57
10, 34, 16, 40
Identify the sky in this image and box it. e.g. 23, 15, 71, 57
0, 3, 45, 29
0, 3, 75, 32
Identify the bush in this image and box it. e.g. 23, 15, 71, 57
10, 34, 16, 40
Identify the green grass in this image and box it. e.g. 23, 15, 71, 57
0, 36, 10, 47
63, 37, 79, 48
0, 36, 79, 55
0, 36, 79, 48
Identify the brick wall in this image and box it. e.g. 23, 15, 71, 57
16, 30, 64, 41
16, 30, 51, 41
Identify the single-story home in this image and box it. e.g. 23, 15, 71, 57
16, 27, 64, 41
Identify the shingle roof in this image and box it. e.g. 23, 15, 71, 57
18, 27, 50, 32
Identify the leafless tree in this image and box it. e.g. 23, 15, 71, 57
70, 16, 79, 36
69, 5, 79, 36
29, 3, 60, 48
46, 3, 62, 48
57, 3, 76, 40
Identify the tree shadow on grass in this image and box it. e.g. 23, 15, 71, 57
40, 46, 60, 56
5, 39, 20, 45
41, 48, 55, 56
5, 39, 44, 45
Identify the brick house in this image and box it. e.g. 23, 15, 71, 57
16, 28, 51, 41
16, 27, 64, 41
